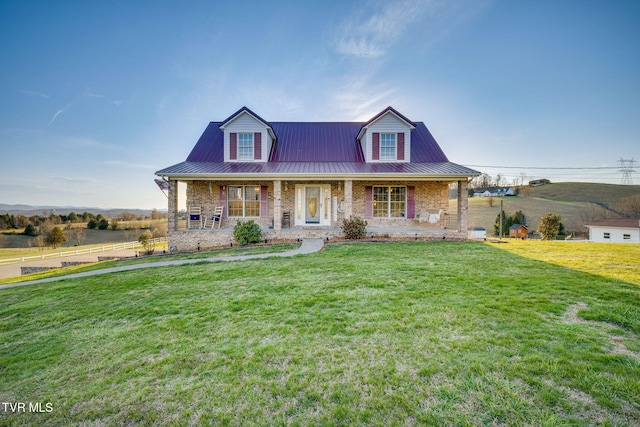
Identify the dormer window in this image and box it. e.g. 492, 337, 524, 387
238, 133, 254, 160
380, 133, 396, 160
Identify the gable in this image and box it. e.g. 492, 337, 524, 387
220, 110, 274, 162
358, 109, 416, 163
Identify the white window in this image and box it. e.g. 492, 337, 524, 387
373, 186, 406, 218
228, 186, 261, 217
238, 133, 254, 160
380, 133, 396, 160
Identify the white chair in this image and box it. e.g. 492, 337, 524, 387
187, 206, 202, 229
204, 206, 224, 229
419, 209, 444, 224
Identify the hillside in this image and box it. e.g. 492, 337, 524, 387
527, 182, 640, 206
456, 182, 639, 236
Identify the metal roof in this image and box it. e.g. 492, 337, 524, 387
156, 160, 479, 180
586, 218, 640, 229
159, 110, 479, 180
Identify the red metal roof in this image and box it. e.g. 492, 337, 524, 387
587, 218, 640, 228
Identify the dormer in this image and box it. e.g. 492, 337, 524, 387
357, 107, 415, 163
219, 107, 276, 162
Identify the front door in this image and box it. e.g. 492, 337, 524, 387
305, 186, 321, 224
295, 184, 331, 226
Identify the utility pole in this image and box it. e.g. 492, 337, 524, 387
618, 158, 636, 185
499, 199, 503, 241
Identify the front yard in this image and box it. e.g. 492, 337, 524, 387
0, 241, 638, 425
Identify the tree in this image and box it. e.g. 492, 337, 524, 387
23, 224, 38, 236
87, 219, 98, 229
98, 218, 110, 230
111, 219, 119, 230
616, 194, 640, 217
46, 226, 66, 248
538, 213, 563, 240
70, 226, 86, 246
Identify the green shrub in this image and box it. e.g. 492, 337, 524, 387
341, 216, 368, 239
234, 220, 262, 246
137, 230, 154, 254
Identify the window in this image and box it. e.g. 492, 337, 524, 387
380, 133, 396, 160
604, 232, 610, 239
228, 186, 261, 217
238, 133, 254, 160
373, 186, 406, 218
624, 234, 631, 240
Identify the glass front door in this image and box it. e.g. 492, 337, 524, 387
305, 186, 320, 224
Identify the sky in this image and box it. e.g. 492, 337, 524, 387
1, 0, 638, 210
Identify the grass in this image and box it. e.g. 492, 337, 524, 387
1, 241, 639, 425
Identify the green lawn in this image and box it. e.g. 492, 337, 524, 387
1, 242, 639, 426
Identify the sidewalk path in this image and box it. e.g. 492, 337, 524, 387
0, 239, 325, 290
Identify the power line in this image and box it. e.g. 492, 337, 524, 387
462, 164, 619, 170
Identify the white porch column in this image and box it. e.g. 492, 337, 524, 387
457, 180, 469, 234
168, 179, 178, 231
274, 180, 282, 231
344, 179, 353, 219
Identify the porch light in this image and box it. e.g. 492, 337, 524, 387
338, 181, 343, 191
284, 182, 289, 191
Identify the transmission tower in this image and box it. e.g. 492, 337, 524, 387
618, 158, 636, 185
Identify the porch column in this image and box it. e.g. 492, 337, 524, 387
343, 179, 353, 218
273, 180, 282, 231
457, 180, 469, 235
168, 179, 178, 231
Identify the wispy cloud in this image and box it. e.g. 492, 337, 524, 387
20, 89, 49, 99
47, 105, 70, 126
336, 0, 431, 58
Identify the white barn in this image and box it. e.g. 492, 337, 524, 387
586, 218, 640, 243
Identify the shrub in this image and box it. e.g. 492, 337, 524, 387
110, 220, 119, 230
234, 220, 262, 246
137, 230, 154, 254
98, 219, 110, 230
538, 213, 563, 240
341, 216, 368, 240
87, 219, 98, 229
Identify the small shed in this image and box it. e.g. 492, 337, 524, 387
468, 226, 486, 240
509, 224, 528, 239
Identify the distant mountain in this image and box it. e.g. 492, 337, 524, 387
0, 204, 165, 217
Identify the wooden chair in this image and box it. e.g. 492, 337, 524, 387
187, 206, 202, 229
282, 211, 291, 228
204, 206, 224, 229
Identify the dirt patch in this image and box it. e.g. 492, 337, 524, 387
561, 302, 640, 360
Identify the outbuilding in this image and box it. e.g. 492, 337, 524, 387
509, 224, 528, 239
586, 218, 640, 243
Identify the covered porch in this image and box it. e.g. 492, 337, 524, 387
164, 178, 471, 251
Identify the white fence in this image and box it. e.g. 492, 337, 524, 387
0, 237, 167, 266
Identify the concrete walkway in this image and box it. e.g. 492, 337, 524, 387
0, 239, 325, 291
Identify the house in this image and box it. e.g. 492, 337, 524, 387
529, 179, 551, 187
585, 218, 640, 243
509, 224, 528, 239
155, 106, 480, 250
473, 187, 516, 198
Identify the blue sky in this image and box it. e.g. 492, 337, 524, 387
1, 0, 638, 209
